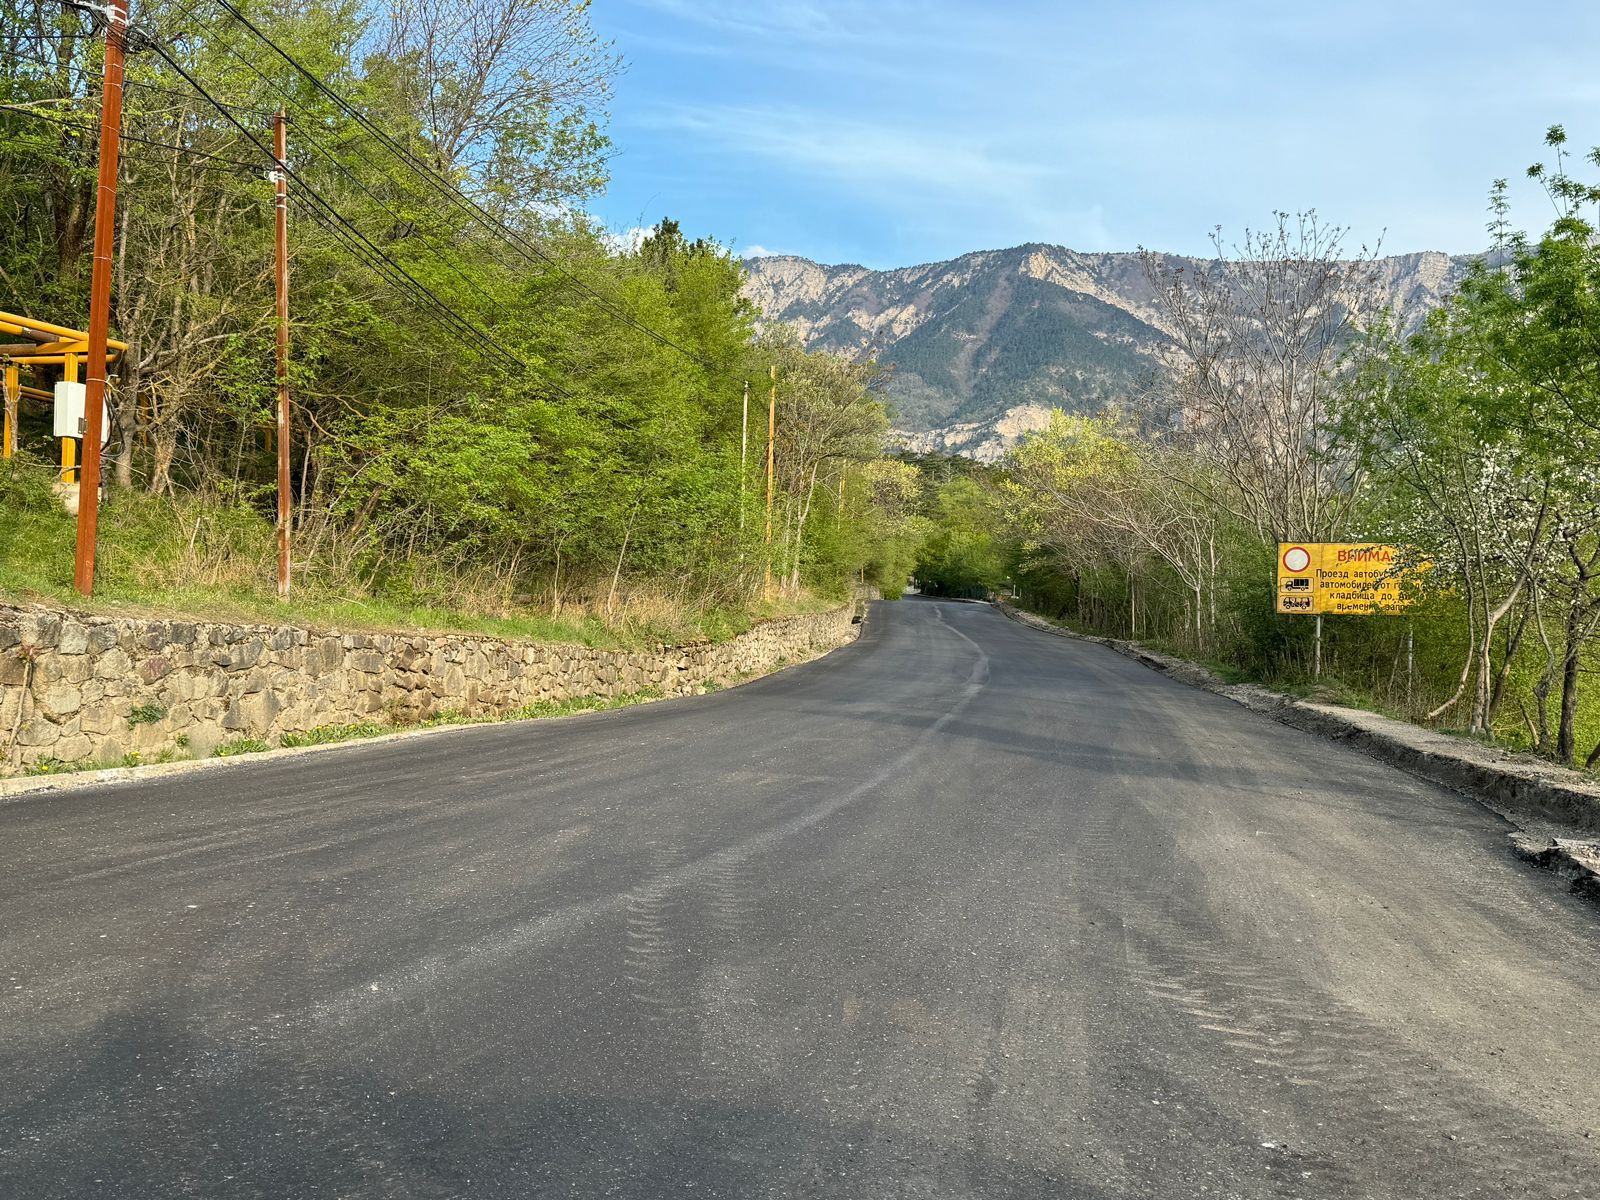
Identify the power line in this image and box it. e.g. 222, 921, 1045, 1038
157, 22, 512, 317
201, 0, 712, 368
151, 0, 713, 369
124, 76, 281, 120
86, 14, 511, 331
288, 192, 578, 399
289, 127, 507, 316
285, 194, 487, 351
0, 101, 266, 172
145, 37, 529, 369
22, 4, 580, 400
151, 0, 515, 323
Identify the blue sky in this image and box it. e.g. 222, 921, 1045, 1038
587, 1, 1600, 269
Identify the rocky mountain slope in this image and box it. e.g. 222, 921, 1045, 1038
743, 244, 1469, 459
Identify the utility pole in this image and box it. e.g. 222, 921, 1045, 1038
73, 0, 128, 596
764, 364, 776, 601
738, 378, 749, 533
273, 109, 291, 600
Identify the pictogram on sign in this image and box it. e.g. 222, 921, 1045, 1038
1275, 543, 1427, 615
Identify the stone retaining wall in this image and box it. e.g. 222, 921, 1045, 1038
0, 603, 859, 772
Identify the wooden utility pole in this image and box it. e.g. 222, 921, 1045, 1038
273, 109, 291, 599
764, 364, 776, 601
73, 0, 128, 596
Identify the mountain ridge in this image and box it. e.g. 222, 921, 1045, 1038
743, 243, 1473, 459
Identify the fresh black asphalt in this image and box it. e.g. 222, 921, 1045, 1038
3, 597, 1598, 1198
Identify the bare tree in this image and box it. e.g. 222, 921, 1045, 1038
112, 87, 273, 494
1141, 212, 1380, 544
371, 0, 619, 206
1006, 413, 1220, 646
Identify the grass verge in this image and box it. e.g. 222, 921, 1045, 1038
0, 457, 839, 650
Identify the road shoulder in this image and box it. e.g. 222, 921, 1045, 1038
995, 601, 1600, 899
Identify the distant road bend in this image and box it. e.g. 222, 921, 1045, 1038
3, 598, 1598, 1198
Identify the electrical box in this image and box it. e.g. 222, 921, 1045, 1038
52, 380, 109, 441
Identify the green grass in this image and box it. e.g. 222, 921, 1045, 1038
1198, 660, 1252, 685
0, 456, 835, 651
507, 687, 665, 720
238, 688, 669, 758
24, 747, 189, 776
10, 688, 677, 780
279, 721, 392, 748
128, 702, 166, 727
23, 757, 85, 777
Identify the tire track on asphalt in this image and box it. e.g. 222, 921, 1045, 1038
623, 840, 688, 1023
1124, 937, 1596, 1198
308, 612, 990, 1028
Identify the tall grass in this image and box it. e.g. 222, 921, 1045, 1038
0, 455, 833, 647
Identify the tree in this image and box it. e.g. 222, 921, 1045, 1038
1141, 212, 1379, 545
760, 332, 890, 598
915, 475, 1005, 598
368, 0, 618, 210
1339, 128, 1600, 751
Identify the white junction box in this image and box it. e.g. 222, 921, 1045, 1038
52, 380, 110, 441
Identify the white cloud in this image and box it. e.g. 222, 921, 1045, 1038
602, 225, 651, 254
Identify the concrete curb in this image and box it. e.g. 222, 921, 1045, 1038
0, 609, 864, 803
994, 601, 1600, 892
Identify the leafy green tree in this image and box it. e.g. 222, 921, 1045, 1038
915, 475, 1005, 598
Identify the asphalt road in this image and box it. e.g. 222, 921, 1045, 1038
3, 597, 1598, 1199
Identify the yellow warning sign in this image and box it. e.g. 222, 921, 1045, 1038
1276, 543, 1424, 615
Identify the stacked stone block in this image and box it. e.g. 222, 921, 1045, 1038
0, 604, 857, 772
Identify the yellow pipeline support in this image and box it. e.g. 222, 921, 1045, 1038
0, 311, 128, 352
0, 313, 128, 467
61, 352, 77, 483
2, 363, 16, 459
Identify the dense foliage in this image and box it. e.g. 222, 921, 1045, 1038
0, 0, 920, 632
960, 138, 1600, 769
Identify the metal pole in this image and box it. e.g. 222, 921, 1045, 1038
273, 109, 291, 600
1314, 614, 1324, 679
764, 364, 776, 601
72, 0, 127, 596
